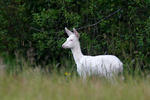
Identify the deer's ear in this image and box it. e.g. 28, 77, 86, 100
65, 27, 72, 36
73, 28, 79, 38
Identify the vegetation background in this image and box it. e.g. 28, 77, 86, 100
0, 0, 150, 74
1, 0, 150, 74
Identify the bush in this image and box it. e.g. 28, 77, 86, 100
0, 0, 150, 72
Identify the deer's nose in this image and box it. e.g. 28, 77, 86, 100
62, 44, 65, 48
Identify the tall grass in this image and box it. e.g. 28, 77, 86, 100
0, 67, 150, 100
0, 53, 150, 100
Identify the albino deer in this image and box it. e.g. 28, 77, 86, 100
62, 27, 123, 79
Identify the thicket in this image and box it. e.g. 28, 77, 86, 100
0, 0, 150, 72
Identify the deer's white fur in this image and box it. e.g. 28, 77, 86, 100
62, 27, 123, 79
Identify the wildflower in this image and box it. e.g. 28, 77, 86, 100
65, 72, 71, 76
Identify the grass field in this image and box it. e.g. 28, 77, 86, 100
0, 54, 150, 100
0, 67, 150, 100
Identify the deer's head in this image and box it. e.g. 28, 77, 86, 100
62, 27, 80, 49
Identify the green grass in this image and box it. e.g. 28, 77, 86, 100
0, 53, 150, 100
0, 67, 150, 100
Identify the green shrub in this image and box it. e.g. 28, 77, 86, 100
0, 0, 150, 72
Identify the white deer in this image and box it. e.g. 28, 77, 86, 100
62, 27, 123, 79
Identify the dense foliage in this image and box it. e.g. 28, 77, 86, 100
0, 0, 150, 72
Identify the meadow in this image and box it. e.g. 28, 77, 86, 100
0, 56, 150, 100
1, 1, 150, 100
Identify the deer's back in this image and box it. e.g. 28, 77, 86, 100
77, 55, 123, 77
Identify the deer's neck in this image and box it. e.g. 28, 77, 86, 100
71, 42, 83, 65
